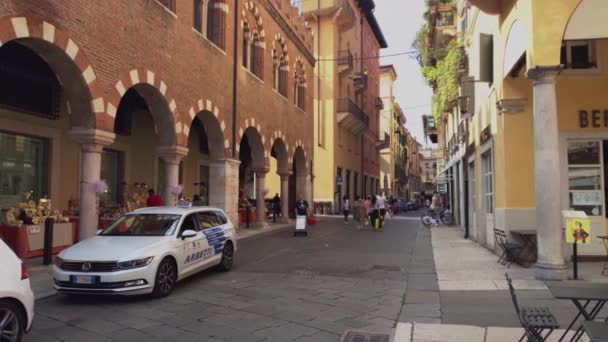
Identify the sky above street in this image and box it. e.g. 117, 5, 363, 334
375, 0, 433, 147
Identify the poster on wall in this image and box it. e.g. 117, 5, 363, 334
572, 191, 602, 206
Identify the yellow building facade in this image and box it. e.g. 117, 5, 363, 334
438, 0, 608, 279
380, 65, 397, 196
302, 0, 387, 213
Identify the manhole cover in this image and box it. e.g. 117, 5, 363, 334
341, 330, 391, 342
371, 265, 401, 272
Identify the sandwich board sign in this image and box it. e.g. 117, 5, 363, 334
562, 210, 590, 279
294, 216, 308, 237
564, 211, 591, 244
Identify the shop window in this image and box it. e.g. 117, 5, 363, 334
101, 149, 124, 205
567, 141, 602, 216
561, 40, 597, 70
0, 131, 49, 209
482, 151, 493, 214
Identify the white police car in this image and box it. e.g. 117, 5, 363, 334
52, 205, 236, 297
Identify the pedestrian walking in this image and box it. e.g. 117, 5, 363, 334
352, 196, 365, 230
376, 193, 387, 229
272, 193, 281, 217
363, 196, 372, 228
342, 195, 350, 224
370, 195, 380, 230
146, 189, 163, 207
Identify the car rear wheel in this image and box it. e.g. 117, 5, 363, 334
217, 242, 234, 272
0, 300, 24, 342
152, 258, 177, 298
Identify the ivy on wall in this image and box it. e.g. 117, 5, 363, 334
412, 0, 461, 123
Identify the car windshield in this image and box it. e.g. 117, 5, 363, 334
100, 214, 181, 236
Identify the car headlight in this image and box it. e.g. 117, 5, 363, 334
118, 257, 154, 270
55, 256, 64, 265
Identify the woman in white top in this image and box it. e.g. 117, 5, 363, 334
342, 195, 350, 224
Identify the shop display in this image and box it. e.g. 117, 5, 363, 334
3, 194, 69, 226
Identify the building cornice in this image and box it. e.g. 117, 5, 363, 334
261, 0, 316, 65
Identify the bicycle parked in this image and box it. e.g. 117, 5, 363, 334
420, 208, 454, 227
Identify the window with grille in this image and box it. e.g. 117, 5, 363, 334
207, 0, 226, 49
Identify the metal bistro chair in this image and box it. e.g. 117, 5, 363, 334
495, 228, 522, 267
506, 273, 560, 342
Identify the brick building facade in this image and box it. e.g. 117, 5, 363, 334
0, 0, 315, 238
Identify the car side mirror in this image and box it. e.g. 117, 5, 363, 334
181, 230, 197, 240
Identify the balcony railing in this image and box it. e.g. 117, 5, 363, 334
337, 98, 369, 134
337, 50, 353, 73
301, 0, 355, 28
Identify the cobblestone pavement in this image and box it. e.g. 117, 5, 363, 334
25, 216, 421, 342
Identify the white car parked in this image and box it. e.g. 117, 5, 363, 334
53, 206, 237, 297
0, 239, 34, 342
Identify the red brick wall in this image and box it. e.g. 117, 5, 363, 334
0, 0, 314, 162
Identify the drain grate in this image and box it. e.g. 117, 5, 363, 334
341, 330, 391, 342
371, 265, 402, 272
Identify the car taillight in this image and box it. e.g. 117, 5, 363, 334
21, 263, 28, 280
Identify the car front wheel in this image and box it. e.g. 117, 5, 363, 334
217, 242, 234, 272
0, 300, 24, 342
152, 258, 177, 298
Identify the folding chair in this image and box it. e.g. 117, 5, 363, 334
506, 273, 560, 341
495, 228, 522, 267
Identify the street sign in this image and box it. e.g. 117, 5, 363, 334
336, 176, 343, 186
437, 183, 447, 193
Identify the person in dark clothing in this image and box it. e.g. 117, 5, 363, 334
272, 193, 281, 217
295, 193, 309, 217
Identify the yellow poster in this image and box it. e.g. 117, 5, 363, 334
566, 217, 591, 244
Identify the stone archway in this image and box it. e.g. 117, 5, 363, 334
0, 15, 107, 130
271, 138, 290, 222
290, 146, 308, 218
239, 126, 268, 227
0, 15, 116, 241
108, 74, 186, 210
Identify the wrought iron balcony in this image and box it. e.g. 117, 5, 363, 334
301, 0, 355, 29
337, 98, 369, 134
337, 50, 353, 74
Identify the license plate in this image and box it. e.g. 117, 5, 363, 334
72, 275, 95, 284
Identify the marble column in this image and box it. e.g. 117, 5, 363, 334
158, 146, 189, 207
527, 66, 567, 280
279, 172, 291, 223
254, 169, 269, 228
69, 128, 115, 241
209, 158, 241, 230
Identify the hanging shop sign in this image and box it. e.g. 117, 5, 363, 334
579, 110, 608, 128
437, 183, 447, 193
